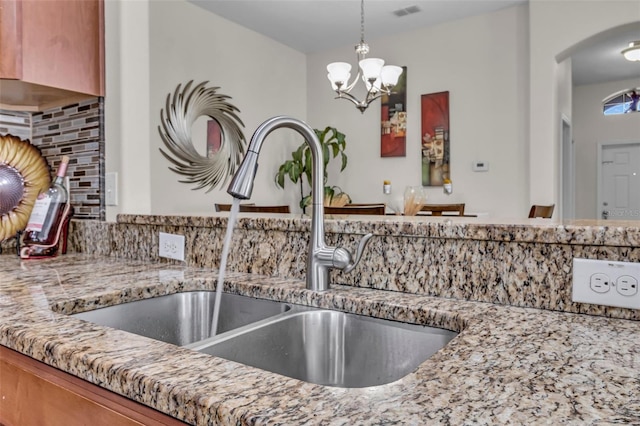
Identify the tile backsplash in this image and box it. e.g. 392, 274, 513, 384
0, 111, 30, 141
0, 98, 105, 221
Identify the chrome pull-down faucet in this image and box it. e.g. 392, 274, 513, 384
227, 115, 373, 291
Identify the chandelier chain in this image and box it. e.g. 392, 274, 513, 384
360, 0, 365, 44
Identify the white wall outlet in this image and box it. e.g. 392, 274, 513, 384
572, 258, 640, 309
159, 232, 185, 261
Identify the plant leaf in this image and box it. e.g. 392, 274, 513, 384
328, 127, 338, 143
292, 144, 304, 163
331, 143, 339, 157
304, 149, 312, 186
276, 170, 285, 188
322, 143, 330, 168
300, 193, 312, 210
289, 161, 301, 183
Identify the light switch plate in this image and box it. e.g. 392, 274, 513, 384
105, 172, 117, 206
572, 258, 640, 309
472, 161, 489, 172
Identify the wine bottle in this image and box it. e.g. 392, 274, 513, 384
20, 156, 73, 258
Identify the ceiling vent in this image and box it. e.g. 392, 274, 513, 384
393, 5, 421, 17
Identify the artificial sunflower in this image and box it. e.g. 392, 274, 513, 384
0, 134, 50, 241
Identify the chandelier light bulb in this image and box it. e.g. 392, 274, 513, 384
327, 62, 352, 86
359, 58, 385, 81
622, 41, 640, 62
380, 65, 403, 87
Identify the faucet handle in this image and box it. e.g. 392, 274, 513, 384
332, 233, 374, 274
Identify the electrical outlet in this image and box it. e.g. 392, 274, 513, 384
159, 232, 185, 261
572, 258, 640, 309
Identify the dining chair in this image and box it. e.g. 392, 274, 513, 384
324, 204, 386, 215
215, 203, 254, 212
528, 204, 554, 218
420, 203, 466, 216
238, 204, 291, 213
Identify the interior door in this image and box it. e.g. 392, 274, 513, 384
599, 142, 640, 220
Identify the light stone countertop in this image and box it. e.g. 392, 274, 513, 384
1, 254, 638, 425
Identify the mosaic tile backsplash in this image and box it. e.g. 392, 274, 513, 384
0, 98, 104, 221
0, 110, 30, 141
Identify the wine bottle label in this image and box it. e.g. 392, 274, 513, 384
26, 196, 52, 232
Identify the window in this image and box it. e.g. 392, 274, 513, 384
603, 89, 639, 115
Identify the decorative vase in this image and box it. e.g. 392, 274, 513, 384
403, 186, 426, 216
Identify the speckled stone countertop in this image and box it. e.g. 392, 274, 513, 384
117, 214, 640, 246
1, 254, 639, 425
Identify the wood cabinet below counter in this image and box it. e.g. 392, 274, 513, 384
0, 0, 105, 111
0, 346, 187, 426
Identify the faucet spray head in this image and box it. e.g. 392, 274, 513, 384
227, 150, 259, 199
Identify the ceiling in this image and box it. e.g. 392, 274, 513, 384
189, 0, 640, 86
571, 26, 640, 86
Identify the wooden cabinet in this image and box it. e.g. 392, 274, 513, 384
0, 0, 105, 111
0, 346, 187, 426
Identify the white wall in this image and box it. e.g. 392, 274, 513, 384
105, 0, 639, 219
573, 78, 640, 219
147, 1, 307, 215
105, 0, 307, 219
556, 57, 572, 218
307, 5, 529, 217
529, 0, 639, 212
105, 0, 152, 220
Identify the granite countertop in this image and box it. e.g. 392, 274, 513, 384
1, 254, 639, 425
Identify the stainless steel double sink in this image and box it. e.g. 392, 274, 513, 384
72, 291, 457, 388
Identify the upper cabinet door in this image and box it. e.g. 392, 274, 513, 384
0, 0, 22, 79
0, 0, 105, 111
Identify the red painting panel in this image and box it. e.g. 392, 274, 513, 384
381, 67, 407, 157
421, 91, 450, 186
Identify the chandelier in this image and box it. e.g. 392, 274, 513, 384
326, 0, 403, 113
622, 41, 640, 62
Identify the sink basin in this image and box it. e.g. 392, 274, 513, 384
72, 291, 290, 346
73, 291, 456, 387
192, 309, 457, 388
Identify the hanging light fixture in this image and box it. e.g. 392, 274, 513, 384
622, 41, 640, 62
327, 0, 403, 113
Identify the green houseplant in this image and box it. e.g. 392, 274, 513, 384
275, 126, 351, 211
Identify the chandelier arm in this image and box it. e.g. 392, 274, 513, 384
334, 91, 369, 109
342, 68, 362, 92
364, 91, 387, 105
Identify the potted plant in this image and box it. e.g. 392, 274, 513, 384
275, 126, 351, 211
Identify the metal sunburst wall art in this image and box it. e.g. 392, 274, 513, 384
158, 80, 246, 193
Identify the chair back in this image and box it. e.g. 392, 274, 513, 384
420, 203, 465, 216
528, 204, 554, 218
239, 204, 290, 213
324, 204, 385, 215
215, 203, 254, 212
